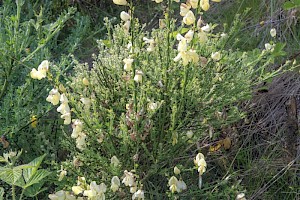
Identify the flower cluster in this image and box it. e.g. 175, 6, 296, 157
194, 153, 207, 175
174, 31, 199, 66
122, 170, 145, 199
111, 176, 121, 192
71, 177, 107, 200
71, 119, 86, 150
168, 166, 187, 193
168, 176, 187, 193
30, 61, 72, 125
57, 94, 72, 125
120, 11, 131, 33
49, 190, 76, 200
175, 0, 221, 66
30, 60, 49, 80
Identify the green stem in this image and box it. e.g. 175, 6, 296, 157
12, 185, 16, 200
19, 189, 25, 200
0, 78, 8, 101
21, 25, 62, 63
129, 4, 137, 114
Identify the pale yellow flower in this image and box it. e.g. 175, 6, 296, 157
183, 10, 196, 25
46, 88, 61, 105
184, 30, 194, 43
49, 190, 76, 200
130, 185, 137, 193
38, 60, 49, 71
187, 49, 199, 64
82, 78, 89, 86
123, 20, 131, 33
180, 3, 191, 17
120, 11, 130, 21
176, 180, 187, 192
76, 132, 86, 150
61, 112, 71, 125
211, 51, 221, 61
153, 0, 163, 3
174, 166, 181, 175
174, 49, 199, 66
134, 70, 143, 83
111, 156, 120, 167
194, 153, 207, 175
177, 37, 188, 52
236, 193, 246, 200
30, 60, 49, 80
189, 0, 199, 8
168, 176, 179, 193
80, 97, 91, 110
111, 176, 120, 192
143, 37, 155, 52
265, 43, 275, 51
83, 181, 106, 199
58, 165, 67, 181
113, 0, 128, 6
122, 170, 135, 187
148, 102, 158, 110
49, 190, 65, 200
186, 130, 193, 138
220, 33, 227, 38
123, 58, 134, 71
201, 24, 211, 32
71, 119, 83, 138
132, 190, 145, 200
270, 28, 276, 37
57, 94, 70, 114
72, 186, 84, 195
200, 0, 210, 11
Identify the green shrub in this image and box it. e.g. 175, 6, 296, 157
41, 0, 294, 199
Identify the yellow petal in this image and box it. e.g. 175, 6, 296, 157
113, 0, 128, 5
200, 0, 210, 11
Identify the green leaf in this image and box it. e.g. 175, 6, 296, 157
24, 169, 51, 188
102, 40, 111, 48
14, 164, 34, 170
283, 1, 300, 10
272, 42, 286, 57
22, 154, 46, 183
24, 182, 47, 197
180, 28, 190, 34
0, 166, 22, 185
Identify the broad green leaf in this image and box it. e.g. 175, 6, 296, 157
23, 154, 46, 183
24, 182, 47, 197
24, 169, 51, 188
0, 167, 22, 185
14, 164, 34, 170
